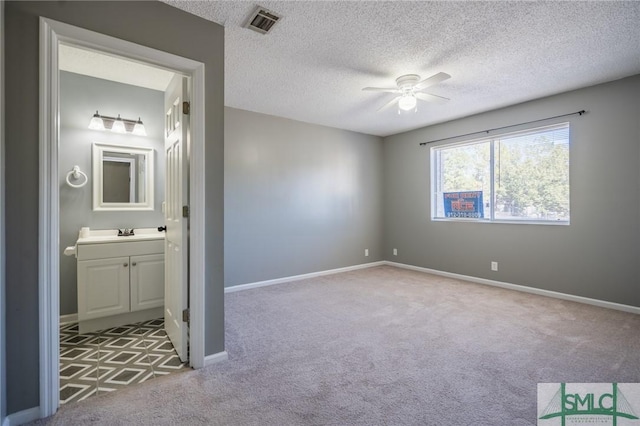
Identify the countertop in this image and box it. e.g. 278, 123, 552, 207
76, 228, 165, 245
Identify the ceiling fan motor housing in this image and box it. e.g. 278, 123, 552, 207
396, 74, 420, 89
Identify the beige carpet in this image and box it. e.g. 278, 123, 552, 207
31, 265, 640, 425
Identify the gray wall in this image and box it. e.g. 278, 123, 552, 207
225, 107, 383, 287
59, 71, 165, 315
4, 1, 224, 414
383, 75, 640, 308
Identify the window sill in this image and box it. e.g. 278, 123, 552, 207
431, 218, 570, 226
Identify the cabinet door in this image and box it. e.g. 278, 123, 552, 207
130, 254, 165, 312
78, 257, 130, 321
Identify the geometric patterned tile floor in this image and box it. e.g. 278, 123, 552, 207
60, 318, 190, 405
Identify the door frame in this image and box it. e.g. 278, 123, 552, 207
39, 18, 206, 417
0, 1, 5, 423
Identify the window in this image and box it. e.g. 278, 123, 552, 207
431, 123, 570, 223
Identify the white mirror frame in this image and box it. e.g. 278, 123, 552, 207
92, 142, 154, 211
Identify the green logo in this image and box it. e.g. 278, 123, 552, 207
539, 383, 639, 425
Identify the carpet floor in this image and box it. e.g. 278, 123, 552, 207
31, 265, 640, 425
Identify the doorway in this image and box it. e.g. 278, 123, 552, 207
57, 44, 188, 404
40, 18, 206, 416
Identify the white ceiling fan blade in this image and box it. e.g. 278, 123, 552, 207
415, 92, 450, 103
413, 72, 451, 91
362, 87, 400, 93
377, 96, 400, 112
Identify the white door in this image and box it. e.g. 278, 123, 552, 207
164, 74, 189, 362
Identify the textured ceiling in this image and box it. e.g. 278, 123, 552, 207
162, 1, 640, 137
59, 44, 174, 92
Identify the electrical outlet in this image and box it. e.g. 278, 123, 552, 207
491, 261, 498, 271
393, 248, 398, 256
365, 249, 369, 257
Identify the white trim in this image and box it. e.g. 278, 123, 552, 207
224, 261, 386, 293
188, 63, 206, 370
385, 261, 640, 315
59, 314, 78, 325
39, 18, 207, 418
39, 18, 60, 420
0, 1, 5, 423
204, 351, 228, 367
2, 407, 41, 426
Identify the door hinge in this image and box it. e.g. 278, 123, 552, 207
182, 205, 189, 218
182, 101, 190, 115
182, 308, 190, 323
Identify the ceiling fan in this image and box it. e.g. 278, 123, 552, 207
362, 72, 451, 113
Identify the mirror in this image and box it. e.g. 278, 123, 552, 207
92, 143, 154, 211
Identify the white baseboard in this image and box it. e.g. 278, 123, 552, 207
385, 261, 640, 315
59, 313, 78, 325
224, 261, 385, 293
3, 406, 40, 426
204, 351, 228, 367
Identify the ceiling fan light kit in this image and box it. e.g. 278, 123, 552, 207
363, 72, 451, 114
398, 94, 417, 112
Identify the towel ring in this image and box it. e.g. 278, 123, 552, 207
66, 165, 88, 188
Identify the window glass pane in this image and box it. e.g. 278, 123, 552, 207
434, 141, 490, 218
431, 123, 570, 223
494, 126, 569, 221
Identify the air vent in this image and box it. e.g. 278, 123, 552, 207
245, 6, 282, 35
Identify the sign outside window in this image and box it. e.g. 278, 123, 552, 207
443, 191, 484, 218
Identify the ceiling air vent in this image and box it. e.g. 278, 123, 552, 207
245, 6, 282, 35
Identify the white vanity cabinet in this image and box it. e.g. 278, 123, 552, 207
75, 230, 165, 333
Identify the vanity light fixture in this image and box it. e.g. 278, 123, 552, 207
88, 111, 104, 130
111, 115, 127, 133
88, 111, 147, 136
132, 118, 147, 136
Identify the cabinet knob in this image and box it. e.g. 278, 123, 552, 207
123, 263, 128, 267
132, 262, 137, 266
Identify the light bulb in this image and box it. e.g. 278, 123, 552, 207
398, 94, 417, 111
111, 114, 126, 133
88, 111, 105, 130
132, 118, 147, 136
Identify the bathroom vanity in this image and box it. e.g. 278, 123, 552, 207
74, 228, 165, 334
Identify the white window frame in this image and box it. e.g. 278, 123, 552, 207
430, 122, 570, 225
